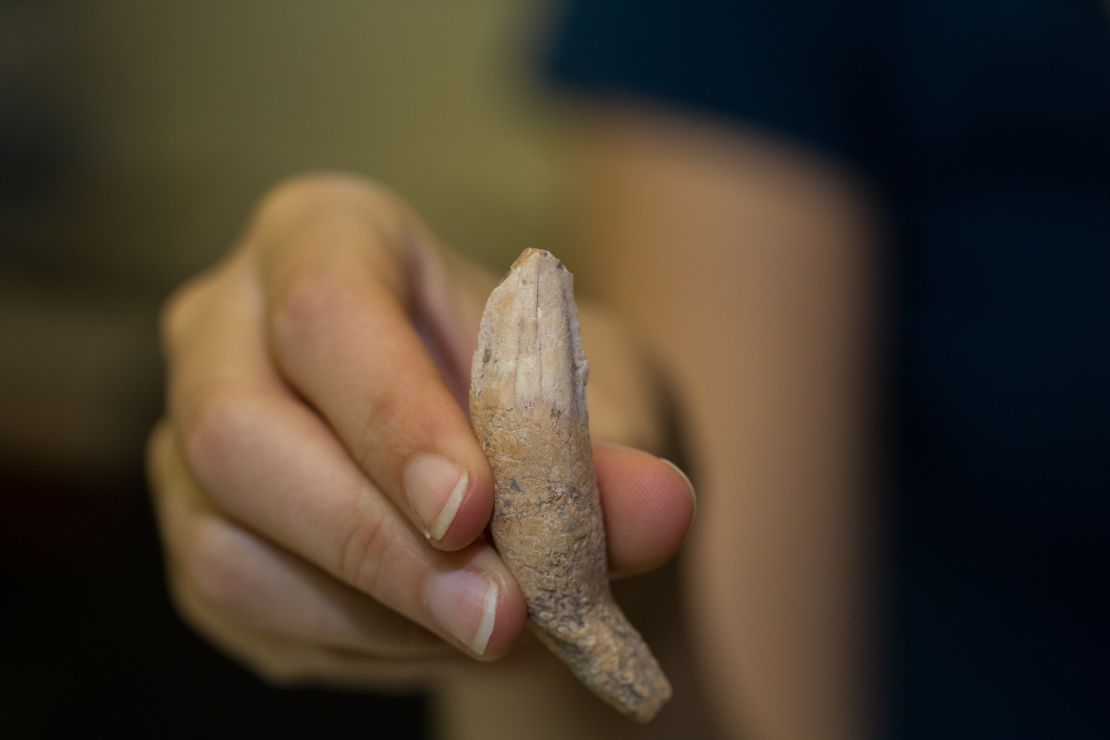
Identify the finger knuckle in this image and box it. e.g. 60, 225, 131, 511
253, 171, 399, 233
182, 523, 253, 616
159, 274, 213, 354
360, 387, 412, 452
249, 173, 411, 290
268, 268, 348, 350
338, 511, 396, 600
182, 391, 262, 493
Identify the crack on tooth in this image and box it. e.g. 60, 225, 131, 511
535, 253, 543, 405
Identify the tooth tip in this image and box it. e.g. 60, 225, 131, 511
511, 248, 573, 281
511, 247, 556, 270
472, 248, 585, 413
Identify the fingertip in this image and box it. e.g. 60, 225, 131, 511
593, 443, 697, 577
417, 456, 494, 552
471, 569, 528, 661
657, 456, 697, 518
424, 545, 527, 661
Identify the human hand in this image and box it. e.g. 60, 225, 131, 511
147, 173, 695, 688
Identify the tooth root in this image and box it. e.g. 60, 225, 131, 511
470, 248, 672, 723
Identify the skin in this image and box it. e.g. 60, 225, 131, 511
148, 104, 878, 738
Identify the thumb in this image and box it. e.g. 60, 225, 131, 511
593, 442, 697, 578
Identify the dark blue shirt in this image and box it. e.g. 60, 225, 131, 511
545, 2, 1110, 737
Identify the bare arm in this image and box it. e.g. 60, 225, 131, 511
573, 105, 881, 740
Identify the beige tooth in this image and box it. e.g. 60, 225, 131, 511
469, 248, 672, 723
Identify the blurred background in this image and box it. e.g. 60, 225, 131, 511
8, 2, 1107, 738
1, 1, 565, 736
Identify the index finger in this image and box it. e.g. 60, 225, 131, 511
251, 177, 493, 551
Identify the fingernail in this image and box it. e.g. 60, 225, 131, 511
659, 458, 696, 513
404, 455, 469, 541
425, 569, 499, 656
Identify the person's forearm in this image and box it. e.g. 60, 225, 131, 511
572, 106, 880, 740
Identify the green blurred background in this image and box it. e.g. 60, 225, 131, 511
1, 2, 567, 736
2, 0, 569, 479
